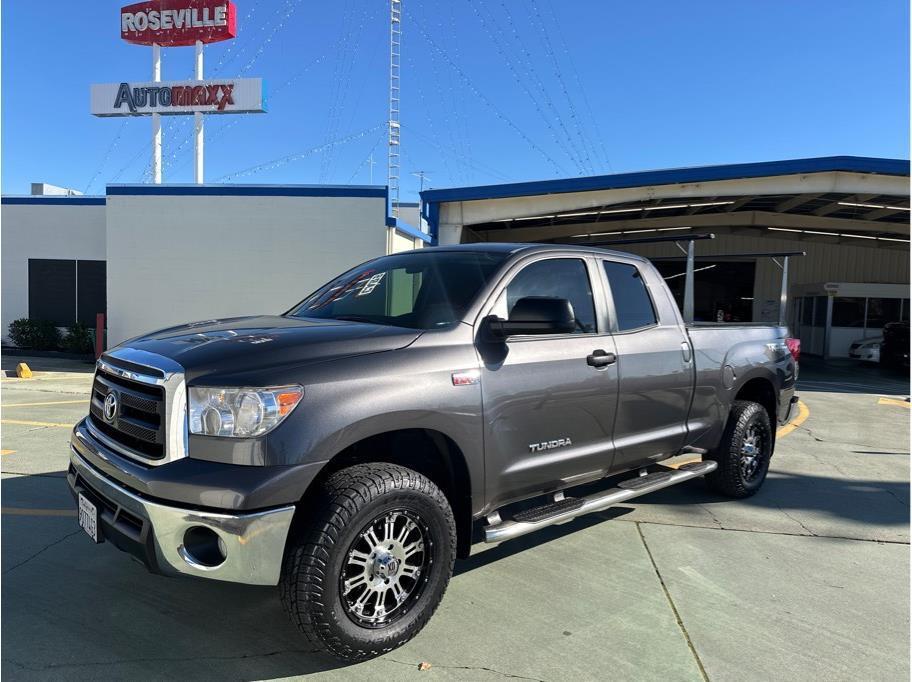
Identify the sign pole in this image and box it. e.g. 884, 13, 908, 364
151, 42, 162, 184
194, 39, 204, 184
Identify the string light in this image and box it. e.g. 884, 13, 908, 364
216, 123, 385, 181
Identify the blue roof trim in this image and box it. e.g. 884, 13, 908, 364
107, 183, 388, 198
419, 156, 910, 204
2, 196, 106, 206
386, 218, 433, 243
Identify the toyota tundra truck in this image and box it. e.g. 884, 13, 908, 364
68, 243, 799, 660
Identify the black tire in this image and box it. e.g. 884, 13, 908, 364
705, 400, 773, 498
280, 463, 456, 661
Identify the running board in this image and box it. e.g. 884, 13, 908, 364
483, 460, 717, 544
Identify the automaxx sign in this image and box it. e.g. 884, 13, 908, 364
91, 78, 265, 116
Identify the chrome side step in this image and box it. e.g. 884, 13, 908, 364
483, 460, 717, 544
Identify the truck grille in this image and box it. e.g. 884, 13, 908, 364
89, 365, 167, 460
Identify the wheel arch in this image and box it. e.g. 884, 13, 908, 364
732, 374, 778, 435
292, 428, 474, 558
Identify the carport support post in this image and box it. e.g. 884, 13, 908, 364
151, 43, 162, 184
194, 40, 204, 184
683, 240, 695, 324
779, 256, 790, 326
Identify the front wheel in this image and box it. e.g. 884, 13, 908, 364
705, 400, 773, 498
280, 463, 456, 661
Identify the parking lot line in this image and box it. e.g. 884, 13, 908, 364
1, 449, 16, 456
2, 399, 88, 408
2, 507, 76, 517
1, 419, 75, 428
878, 397, 911, 409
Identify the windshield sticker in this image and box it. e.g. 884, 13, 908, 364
356, 273, 385, 296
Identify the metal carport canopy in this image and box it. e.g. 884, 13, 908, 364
419, 156, 910, 245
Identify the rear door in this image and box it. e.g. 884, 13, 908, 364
478, 254, 619, 509
599, 258, 693, 471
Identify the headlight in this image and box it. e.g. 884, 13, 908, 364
188, 386, 303, 438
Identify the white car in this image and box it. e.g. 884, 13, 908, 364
848, 336, 882, 363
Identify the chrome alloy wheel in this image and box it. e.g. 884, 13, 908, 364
340, 510, 431, 627
739, 423, 766, 482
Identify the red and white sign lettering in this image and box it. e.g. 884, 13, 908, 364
121, 0, 237, 46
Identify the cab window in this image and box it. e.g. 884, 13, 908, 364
492, 258, 597, 333
603, 261, 658, 331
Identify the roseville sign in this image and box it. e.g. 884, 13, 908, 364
90, 79, 266, 116
121, 0, 237, 46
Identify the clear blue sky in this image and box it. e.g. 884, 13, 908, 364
2, 1, 909, 200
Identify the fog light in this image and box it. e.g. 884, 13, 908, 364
180, 526, 227, 569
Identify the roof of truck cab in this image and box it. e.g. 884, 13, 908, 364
414, 242, 649, 261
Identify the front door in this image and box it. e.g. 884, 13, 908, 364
478, 255, 619, 510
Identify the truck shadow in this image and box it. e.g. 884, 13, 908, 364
2, 464, 907, 679
613, 470, 910, 531
1, 472, 348, 678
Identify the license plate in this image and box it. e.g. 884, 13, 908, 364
78, 493, 101, 543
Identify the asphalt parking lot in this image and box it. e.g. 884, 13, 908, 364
1, 355, 909, 681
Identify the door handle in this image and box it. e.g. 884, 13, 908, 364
681, 341, 692, 363
587, 349, 617, 368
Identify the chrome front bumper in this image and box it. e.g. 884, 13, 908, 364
68, 448, 295, 586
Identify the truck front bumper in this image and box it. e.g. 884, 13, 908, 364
67, 447, 295, 586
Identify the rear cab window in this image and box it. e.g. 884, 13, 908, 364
602, 261, 658, 331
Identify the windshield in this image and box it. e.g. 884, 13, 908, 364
287, 250, 509, 329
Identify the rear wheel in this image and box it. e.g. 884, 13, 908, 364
280, 463, 456, 661
706, 400, 773, 498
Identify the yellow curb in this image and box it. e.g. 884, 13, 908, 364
1, 449, 16, 456
2, 399, 88, 408
16, 363, 32, 379
878, 397, 911, 409
666, 399, 808, 470
1, 507, 76, 517
776, 399, 809, 438
1, 419, 75, 428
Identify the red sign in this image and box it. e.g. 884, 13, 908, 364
121, 0, 237, 46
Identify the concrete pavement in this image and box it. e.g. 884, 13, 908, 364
1, 355, 908, 681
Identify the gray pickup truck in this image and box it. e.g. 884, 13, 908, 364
68, 243, 799, 660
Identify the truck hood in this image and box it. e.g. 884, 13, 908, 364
115, 315, 423, 380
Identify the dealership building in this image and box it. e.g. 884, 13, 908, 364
1, 184, 428, 347
2, 155, 908, 357
421, 156, 910, 357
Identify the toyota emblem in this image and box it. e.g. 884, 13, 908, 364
103, 392, 118, 422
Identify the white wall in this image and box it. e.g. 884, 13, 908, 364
388, 228, 424, 253
0, 200, 106, 343
106, 190, 388, 346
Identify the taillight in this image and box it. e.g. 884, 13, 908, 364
786, 337, 801, 362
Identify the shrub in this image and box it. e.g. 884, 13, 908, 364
7, 318, 35, 348
62, 322, 94, 355
31, 320, 62, 350
7, 318, 61, 351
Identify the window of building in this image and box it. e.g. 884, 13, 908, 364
831, 297, 866, 327
76, 260, 107, 327
800, 297, 814, 325
496, 258, 597, 333
603, 261, 658, 331
813, 296, 828, 326
865, 298, 902, 330
28, 259, 106, 327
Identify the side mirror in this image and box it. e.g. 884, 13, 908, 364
485, 296, 576, 340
